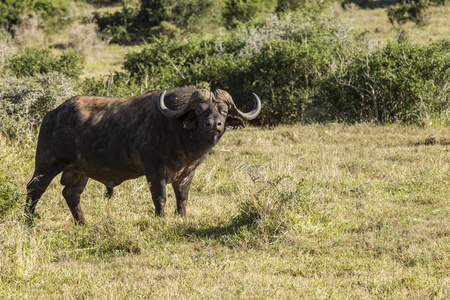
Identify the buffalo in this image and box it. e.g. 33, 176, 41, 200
25, 87, 261, 224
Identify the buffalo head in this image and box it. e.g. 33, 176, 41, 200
157, 89, 261, 143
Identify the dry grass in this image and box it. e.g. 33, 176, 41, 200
339, 3, 450, 44
1, 123, 449, 298
80, 44, 141, 79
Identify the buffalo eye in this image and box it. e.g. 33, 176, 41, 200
218, 105, 228, 116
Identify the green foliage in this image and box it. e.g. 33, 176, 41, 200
0, 0, 70, 31
95, 0, 223, 44
140, 0, 222, 32
94, 5, 141, 44
387, 0, 431, 26
0, 72, 77, 139
276, 0, 303, 11
0, 176, 24, 218
87, 10, 448, 126
123, 35, 218, 87
106, 12, 368, 125
222, 0, 277, 28
313, 40, 450, 124
7, 47, 83, 79
276, 0, 336, 13
0, 0, 30, 30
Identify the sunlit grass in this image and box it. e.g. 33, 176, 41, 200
1, 123, 449, 298
339, 3, 450, 44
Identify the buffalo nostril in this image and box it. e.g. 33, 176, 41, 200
217, 121, 222, 127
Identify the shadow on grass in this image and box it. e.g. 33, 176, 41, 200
412, 136, 450, 146
179, 220, 249, 240
136, 215, 256, 245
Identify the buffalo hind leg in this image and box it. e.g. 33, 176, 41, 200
61, 168, 89, 225
26, 162, 65, 225
172, 175, 194, 217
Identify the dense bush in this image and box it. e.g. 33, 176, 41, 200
222, 0, 277, 28
0, 72, 77, 139
85, 9, 448, 125
313, 40, 450, 124
7, 47, 83, 79
0, 0, 70, 32
95, 0, 223, 44
387, 0, 431, 26
94, 5, 141, 44
100, 12, 367, 124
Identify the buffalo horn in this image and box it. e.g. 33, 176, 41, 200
229, 93, 262, 121
157, 90, 201, 119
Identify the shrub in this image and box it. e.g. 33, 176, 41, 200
387, 0, 431, 26
0, 72, 77, 139
10, 11, 46, 47
0, 29, 16, 73
276, 0, 337, 13
140, 0, 223, 33
94, 5, 141, 44
123, 35, 218, 87
222, 0, 277, 29
95, 0, 223, 44
312, 40, 450, 124
233, 163, 329, 239
67, 19, 106, 60
0, 0, 70, 32
115, 12, 367, 125
7, 47, 83, 79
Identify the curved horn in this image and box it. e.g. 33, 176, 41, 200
157, 90, 202, 119
229, 93, 262, 121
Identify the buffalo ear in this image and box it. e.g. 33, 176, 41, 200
226, 116, 245, 129
183, 111, 196, 129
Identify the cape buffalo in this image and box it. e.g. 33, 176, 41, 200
25, 87, 261, 224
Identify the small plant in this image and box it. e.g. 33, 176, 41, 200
0, 176, 24, 218
233, 163, 329, 239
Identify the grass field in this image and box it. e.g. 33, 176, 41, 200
1, 123, 449, 298
1, 2, 449, 298
339, 4, 450, 44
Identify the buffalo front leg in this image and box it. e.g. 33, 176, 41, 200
61, 169, 89, 225
172, 174, 194, 217
147, 174, 167, 217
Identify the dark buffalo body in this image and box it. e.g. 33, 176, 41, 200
25, 86, 261, 224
